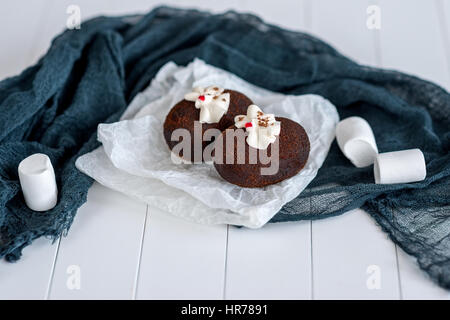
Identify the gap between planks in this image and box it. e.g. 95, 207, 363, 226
132, 205, 150, 300
222, 224, 230, 299
44, 236, 62, 300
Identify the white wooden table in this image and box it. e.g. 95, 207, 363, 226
1, 0, 449, 300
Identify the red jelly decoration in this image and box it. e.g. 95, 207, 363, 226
198, 95, 205, 101
245, 122, 253, 128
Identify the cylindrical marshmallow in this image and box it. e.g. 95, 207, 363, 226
374, 149, 426, 184
336, 117, 379, 168
18, 153, 58, 211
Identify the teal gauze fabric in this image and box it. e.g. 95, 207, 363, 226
0, 7, 448, 289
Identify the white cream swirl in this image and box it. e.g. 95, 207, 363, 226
234, 105, 281, 150
184, 86, 230, 124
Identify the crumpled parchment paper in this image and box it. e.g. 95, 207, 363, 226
76, 59, 339, 228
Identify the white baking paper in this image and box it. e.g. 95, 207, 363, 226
75, 59, 339, 228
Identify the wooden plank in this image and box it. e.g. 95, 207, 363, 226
439, 0, 450, 85
0, 238, 59, 300
310, 0, 378, 66
377, 0, 450, 299
378, 0, 450, 90
0, 1, 50, 80
312, 209, 400, 299
306, 0, 400, 299
225, 222, 312, 299
135, 206, 227, 300
48, 183, 147, 299
30, 0, 142, 65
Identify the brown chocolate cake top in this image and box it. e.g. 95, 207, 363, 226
213, 117, 310, 188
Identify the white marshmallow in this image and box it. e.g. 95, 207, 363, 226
336, 116, 378, 168
374, 148, 426, 184
18, 153, 58, 211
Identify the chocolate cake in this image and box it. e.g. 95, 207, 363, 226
213, 116, 310, 188
163, 88, 252, 162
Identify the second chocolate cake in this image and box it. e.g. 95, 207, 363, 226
163, 86, 252, 162
213, 105, 310, 188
